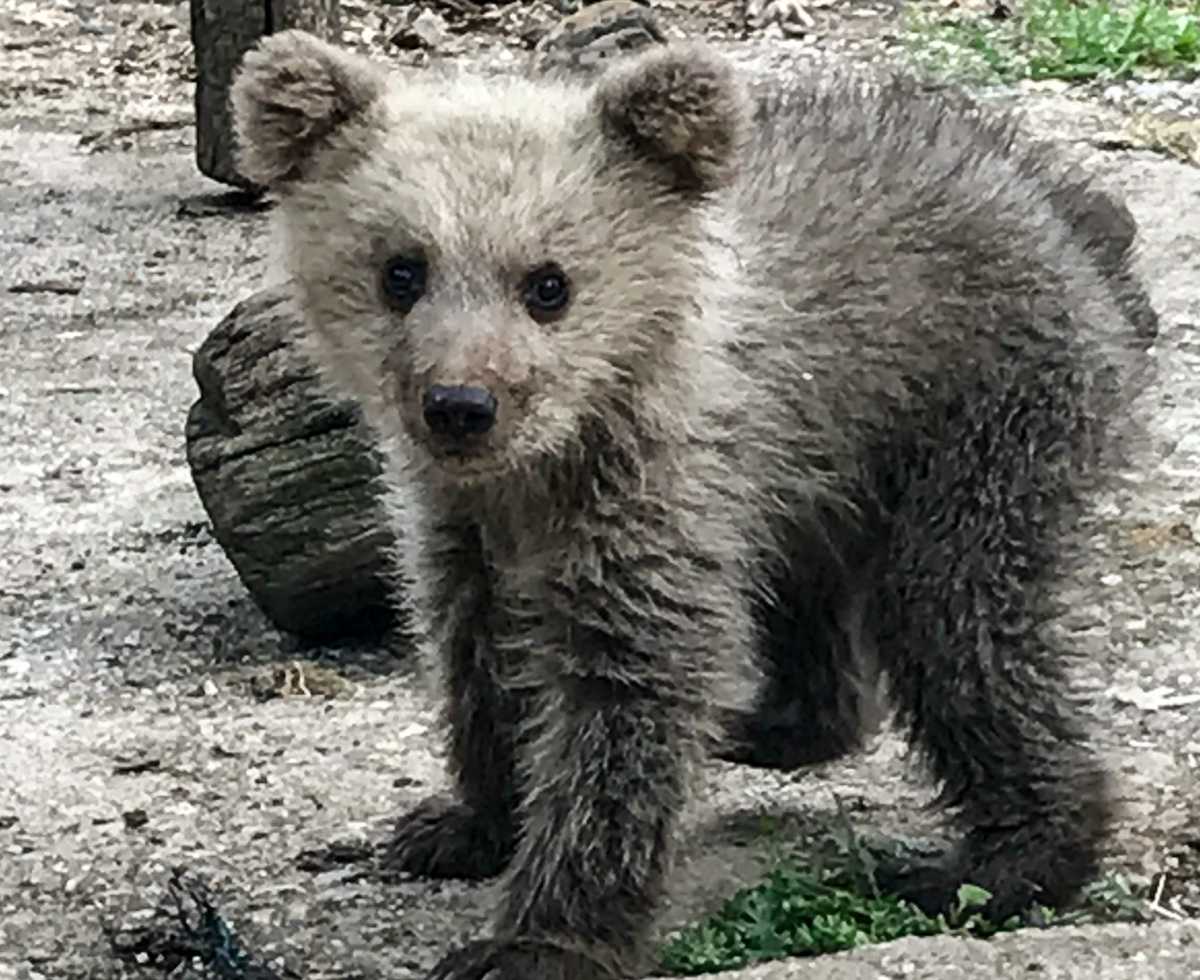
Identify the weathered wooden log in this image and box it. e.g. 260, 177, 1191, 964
185, 286, 397, 641
189, 0, 342, 189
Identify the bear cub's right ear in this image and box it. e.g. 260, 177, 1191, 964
231, 29, 387, 187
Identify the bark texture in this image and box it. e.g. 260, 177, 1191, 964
185, 286, 396, 641
190, 0, 342, 188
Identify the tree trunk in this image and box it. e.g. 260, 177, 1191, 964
189, 0, 342, 189
185, 286, 398, 641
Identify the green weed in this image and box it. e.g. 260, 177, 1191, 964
657, 848, 1148, 976
658, 863, 1035, 976
903, 0, 1200, 83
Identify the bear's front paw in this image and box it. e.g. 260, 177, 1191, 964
427, 940, 618, 980
383, 796, 513, 880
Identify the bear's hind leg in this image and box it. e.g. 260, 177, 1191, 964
715, 529, 882, 772
875, 385, 1113, 922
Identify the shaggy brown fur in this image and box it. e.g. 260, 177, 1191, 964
232, 31, 1154, 980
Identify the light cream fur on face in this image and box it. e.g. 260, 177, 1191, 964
234, 37, 745, 488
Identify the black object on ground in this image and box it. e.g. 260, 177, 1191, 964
107, 868, 302, 980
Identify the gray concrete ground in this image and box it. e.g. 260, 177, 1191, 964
1, 2, 1199, 978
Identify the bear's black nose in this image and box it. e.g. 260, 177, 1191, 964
423, 385, 498, 437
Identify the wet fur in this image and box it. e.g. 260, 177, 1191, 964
233, 32, 1153, 980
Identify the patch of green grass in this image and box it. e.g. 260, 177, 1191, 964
903, 0, 1200, 84
1072, 872, 1155, 923
658, 834, 1150, 977
659, 865, 977, 976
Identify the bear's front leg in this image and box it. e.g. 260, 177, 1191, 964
386, 520, 519, 881
426, 502, 746, 980
426, 662, 698, 980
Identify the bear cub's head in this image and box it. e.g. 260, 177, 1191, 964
233, 31, 747, 484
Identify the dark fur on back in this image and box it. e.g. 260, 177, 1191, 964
232, 32, 1153, 980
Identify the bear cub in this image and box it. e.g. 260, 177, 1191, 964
233, 30, 1153, 980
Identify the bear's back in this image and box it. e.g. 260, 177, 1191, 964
722, 69, 1148, 448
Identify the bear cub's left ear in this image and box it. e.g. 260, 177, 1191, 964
231, 29, 387, 187
593, 44, 747, 195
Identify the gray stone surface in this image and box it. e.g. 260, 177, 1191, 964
0, 5, 1198, 979
727, 921, 1200, 978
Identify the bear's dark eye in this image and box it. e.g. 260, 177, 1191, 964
522, 263, 571, 321
382, 255, 427, 312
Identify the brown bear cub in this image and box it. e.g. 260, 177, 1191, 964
233, 30, 1153, 980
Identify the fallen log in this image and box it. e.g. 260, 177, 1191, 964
185, 286, 397, 641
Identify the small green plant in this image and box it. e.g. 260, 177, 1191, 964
1025, 0, 1200, 78
904, 0, 1200, 83
658, 865, 940, 976
657, 858, 1157, 976
658, 800, 1150, 977
657, 862, 1043, 976
1074, 872, 1153, 923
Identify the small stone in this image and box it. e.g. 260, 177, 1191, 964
393, 9, 449, 51
531, 0, 666, 78
122, 809, 149, 830
7, 278, 84, 296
